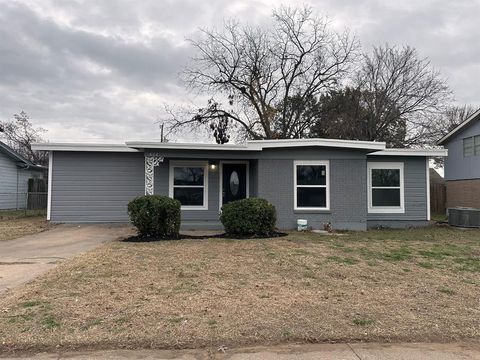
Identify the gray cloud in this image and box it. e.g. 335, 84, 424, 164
0, 0, 478, 142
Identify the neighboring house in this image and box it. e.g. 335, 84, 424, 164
438, 109, 480, 209
32, 139, 447, 230
0, 141, 46, 210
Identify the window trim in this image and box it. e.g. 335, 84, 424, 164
169, 160, 209, 210
293, 160, 330, 211
367, 162, 405, 214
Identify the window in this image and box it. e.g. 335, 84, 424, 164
464, 137, 474, 157
294, 161, 330, 210
169, 161, 208, 210
475, 135, 480, 156
368, 162, 404, 213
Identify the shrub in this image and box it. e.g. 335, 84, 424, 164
220, 198, 276, 237
127, 195, 181, 238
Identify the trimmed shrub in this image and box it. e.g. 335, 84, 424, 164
220, 197, 276, 237
127, 195, 181, 238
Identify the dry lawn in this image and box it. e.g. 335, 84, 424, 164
0, 226, 479, 352
0, 211, 51, 241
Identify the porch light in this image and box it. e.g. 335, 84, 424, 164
209, 161, 218, 171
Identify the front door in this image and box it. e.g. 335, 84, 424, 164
222, 163, 247, 206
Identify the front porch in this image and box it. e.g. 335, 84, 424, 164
143, 152, 257, 230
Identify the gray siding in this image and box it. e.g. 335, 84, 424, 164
256, 148, 369, 231
0, 151, 19, 209
48, 148, 430, 229
367, 156, 428, 221
51, 152, 145, 222
444, 120, 480, 181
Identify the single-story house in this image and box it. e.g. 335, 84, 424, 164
32, 139, 447, 231
0, 141, 47, 210
438, 108, 480, 209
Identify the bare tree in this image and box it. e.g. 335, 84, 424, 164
353, 45, 451, 147
434, 104, 478, 139
0, 111, 47, 165
167, 5, 358, 142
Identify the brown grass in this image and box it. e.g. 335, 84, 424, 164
0, 226, 479, 352
0, 216, 52, 241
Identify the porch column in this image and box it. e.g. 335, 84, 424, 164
144, 153, 164, 195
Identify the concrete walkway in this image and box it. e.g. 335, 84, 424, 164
3, 343, 480, 359
0, 223, 134, 293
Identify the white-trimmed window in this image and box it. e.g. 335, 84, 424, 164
294, 160, 330, 210
368, 162, 404, 213
169, 161, 208, 210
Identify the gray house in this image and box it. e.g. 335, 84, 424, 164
0, 141, 46, 210
32, 139, 447, 231
438, 109, 480, 209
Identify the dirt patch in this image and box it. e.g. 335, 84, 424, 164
0, 216, 52, 241
0, 226, 479, 353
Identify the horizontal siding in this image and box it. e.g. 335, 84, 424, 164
367, 156, 427, 221
51, 152, 145, 222
444, 120, 480, 181
0, 152, 19, 209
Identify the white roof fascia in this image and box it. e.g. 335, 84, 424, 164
31, 143, 140, 152
247, 138, 386, 151
369, 148, 448, 157
125, 141, 253, 151
437, 108, 480, 145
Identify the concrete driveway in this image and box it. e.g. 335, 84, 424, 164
0, 223, 134, 293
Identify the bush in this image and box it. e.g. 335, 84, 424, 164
220, 198, 276, 237
127, 195, 181, 238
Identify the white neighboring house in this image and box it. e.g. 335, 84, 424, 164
0, 141, 46, 210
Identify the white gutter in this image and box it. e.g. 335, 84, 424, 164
369, 149, 448, 157
32, 143, 140, 152
248, 138, 386, 151
126, 141, 252, 151
47, 151, 52, 221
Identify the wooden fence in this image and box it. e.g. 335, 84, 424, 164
430, 183, 446, 215
27, 178, 48, 210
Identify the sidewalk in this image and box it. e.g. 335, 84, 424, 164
3, 342, 480, 359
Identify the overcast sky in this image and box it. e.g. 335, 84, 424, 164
0, 0, 479, 143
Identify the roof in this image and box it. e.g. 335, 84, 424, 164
437, 108, 480, 145
34, 138, 386, 152
0, 141, 46, 170
31, 138, 447, 157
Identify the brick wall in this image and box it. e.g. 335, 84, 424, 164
446, 179, 480, 209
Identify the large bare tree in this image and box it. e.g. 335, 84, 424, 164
166, 6, 357, 142
309, 45, 451, 147
0, 111, 47, 165
356, 45, 450, 146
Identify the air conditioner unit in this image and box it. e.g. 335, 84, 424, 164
448, 208, 480, 228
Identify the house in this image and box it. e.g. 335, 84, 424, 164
31, 138, 447, 231
0, 141, 47, 210
438, 109, 480, 209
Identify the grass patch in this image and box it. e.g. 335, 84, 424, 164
0, 226, 479, 351
352, 318, 375, 326
0, 215, 52, 241
327, 256, 359, 265
42, 315, 60, 330
437, 287, 456, 295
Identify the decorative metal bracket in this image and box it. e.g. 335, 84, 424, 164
145, 153, 164, 195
